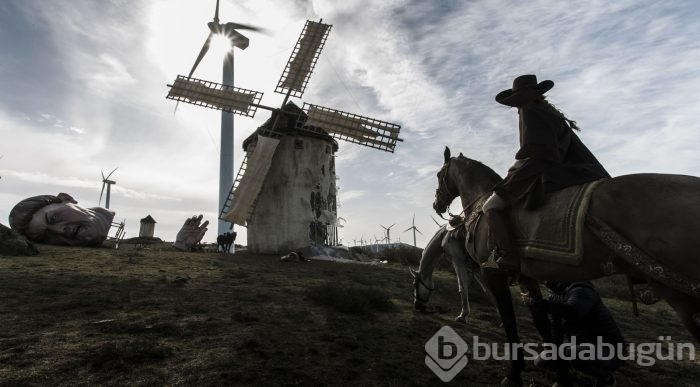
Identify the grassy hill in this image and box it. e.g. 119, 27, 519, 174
0, 245, 698, 386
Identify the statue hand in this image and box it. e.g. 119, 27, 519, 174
173, 214, 209, 251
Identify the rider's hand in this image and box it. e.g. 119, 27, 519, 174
520, 291, 534, 306
173, 214, 209, 251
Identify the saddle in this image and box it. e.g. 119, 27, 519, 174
459, 180, 603, 266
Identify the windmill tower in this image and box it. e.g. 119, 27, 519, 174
99, 168, 118, 209
380, 223, 395, 245
403, 214, 422, 247
167, 19, 403, 254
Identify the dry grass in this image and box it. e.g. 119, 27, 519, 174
0, 244, 697, 386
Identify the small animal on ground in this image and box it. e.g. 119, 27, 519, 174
217, 232, 236, 253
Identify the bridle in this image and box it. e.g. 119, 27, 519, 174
435, 162, 458, 220
413, 274, 434, 306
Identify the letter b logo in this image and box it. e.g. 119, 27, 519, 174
425, 326, 468, 382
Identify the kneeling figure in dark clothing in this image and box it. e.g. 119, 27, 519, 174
522, 281, 625, 387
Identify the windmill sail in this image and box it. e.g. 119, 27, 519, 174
275, 20, 331, 98
167, 76, 263, 117
300, 103, 402, 153
222, 135, 280, 226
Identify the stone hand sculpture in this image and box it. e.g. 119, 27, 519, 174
173, 215, 209, 252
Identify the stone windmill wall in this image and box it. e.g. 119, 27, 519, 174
244, 102, 338, 254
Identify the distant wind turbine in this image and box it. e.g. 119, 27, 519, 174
431, 216, 445, 228
99, 168, 118, 209
403, 214, 423, 247
380, 223, 396, 244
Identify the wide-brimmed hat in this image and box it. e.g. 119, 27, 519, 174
495, 75, 554, 107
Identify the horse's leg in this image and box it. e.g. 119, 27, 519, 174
481, 268, 524, 387
650, 282, 700, 342
450, 253, 471, 323
517, 276, 552, 343
443, 236, 472, 323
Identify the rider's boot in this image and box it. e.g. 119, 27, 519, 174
484, 209, 521, 271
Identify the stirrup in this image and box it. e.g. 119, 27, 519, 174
481, 250, 500, 269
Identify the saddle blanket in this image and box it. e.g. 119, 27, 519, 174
509, 179, 603, 265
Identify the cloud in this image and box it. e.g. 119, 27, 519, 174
1, 0, 698, 248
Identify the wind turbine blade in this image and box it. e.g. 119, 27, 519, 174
416, 228, 423, 235
214, 0, 220, 23
188, 32, 213, 79
389, 223, 395, 229
431, 216, 442, 227
403, 227, 412, 233
99, 182, 106, 206
101, 169, 105, 180
225, 22, 266, 32
106, 167, 118, 180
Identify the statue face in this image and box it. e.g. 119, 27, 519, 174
24, 203, 115, 246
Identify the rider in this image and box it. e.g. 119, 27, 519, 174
484, 75, 610, 271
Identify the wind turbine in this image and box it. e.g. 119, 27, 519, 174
99, 168, 118, 209
431, 216, 445, 228
380, 223, 395, 245
373, 235, 381, 252
184, 0, 263, 237
403, 214, 423, 247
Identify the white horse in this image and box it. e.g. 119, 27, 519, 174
410, 224, 490, 322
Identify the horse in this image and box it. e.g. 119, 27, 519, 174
429, 147, 700, 385
217, 231, 236, 254
410, 223, 489, 322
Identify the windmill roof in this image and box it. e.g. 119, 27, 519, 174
242, 101, 338, 152
140, 215, 156, 223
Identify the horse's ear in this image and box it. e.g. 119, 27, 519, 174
444, 147, 451, 163
459, 152, 464, 158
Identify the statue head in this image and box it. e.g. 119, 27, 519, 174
9, 193, 115, 246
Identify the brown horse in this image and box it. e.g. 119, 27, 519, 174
431, 147, 700, 385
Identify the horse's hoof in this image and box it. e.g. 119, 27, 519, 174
455, 316, 467, 324
500, 376, 523, 387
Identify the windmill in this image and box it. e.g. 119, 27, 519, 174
403, 214, 423, 247
168, 0, 263, 237
99, 168, 118, 209
380, 223, 396, 245
168, 17, 403, 254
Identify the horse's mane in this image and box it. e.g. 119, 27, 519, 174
455, 155, 503, 184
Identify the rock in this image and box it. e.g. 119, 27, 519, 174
0, 223, 38, 256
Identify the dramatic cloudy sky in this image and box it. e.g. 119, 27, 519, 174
1, 0, 699, 247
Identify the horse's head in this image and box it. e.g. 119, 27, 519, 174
433, 147, 460, 215
410, 267, 434, 311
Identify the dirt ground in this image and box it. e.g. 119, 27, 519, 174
0, 244, 698, 386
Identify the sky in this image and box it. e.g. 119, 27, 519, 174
1, 0, 699, 248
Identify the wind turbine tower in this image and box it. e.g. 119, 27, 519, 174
99, 168, 118, 209
179, 0, 263, 236
403, 214, 422, 247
